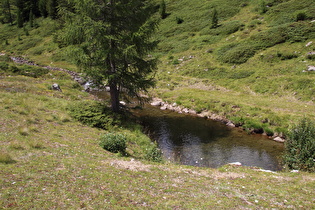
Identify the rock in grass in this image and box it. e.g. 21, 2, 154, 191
52, 83, 62, 92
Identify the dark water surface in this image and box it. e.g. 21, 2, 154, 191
92, 91, 284, 171
133, 105, 284, 171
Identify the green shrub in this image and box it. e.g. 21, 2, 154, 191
295, 11, 307, 21
216, 42, 259, 64
202, 20, 244, 36
176, 17, 184, 24
0, 55, 11, 62
99, 133, 127, 154
145, 144, 163, 162
250, 26, 288, 47
306, 54, 315, 60
68, 101, 120, 129
0, 153, 16, 164
18, 65, 49, 78
0, 62, 9, 71
283, 118, 315, 172
276, 51, 298, 60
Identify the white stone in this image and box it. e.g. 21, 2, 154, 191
119, 101, 126, 106
151, 101, 162, 106
229, 162, 242, 166
307, 66, 315, 71
306, 41, 313, 47
273, 137, 285, 143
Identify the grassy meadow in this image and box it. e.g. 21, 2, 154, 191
1, 0, 315, 208
0, 71, 314, 208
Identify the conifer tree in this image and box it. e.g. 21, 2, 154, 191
159, 0, 166, 19
0, 0, 13, 24
47, 0, 57, 19
16, 7, 23, 27
210, 8, 218, 29
38, 0, 47, 17
59, 0, 159, 112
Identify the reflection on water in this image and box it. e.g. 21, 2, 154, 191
135, 106, 284, 171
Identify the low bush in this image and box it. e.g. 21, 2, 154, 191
306, 53, 315, 60
145, 144, 163, 162
201, 20, 244, 36
250, 26, 288, 47
99, 133, 127, 154
283, 118, 315, 172
68, 101, 120, 130
0, 63, 49, 77
276, 51, 298, 60
216, 42, 260, 64
0, 62, 9, 71
0, 152, 16, 164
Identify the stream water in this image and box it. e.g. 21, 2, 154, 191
93, 91, 284, 171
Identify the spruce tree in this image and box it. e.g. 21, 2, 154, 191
1, 0, 13, 24
47, 0, 57, 19
59, 0, 159, 112
159, 0, 166, 19
210, 8, 218, 29
17, 7, 23, 27
38, 0, 48, 17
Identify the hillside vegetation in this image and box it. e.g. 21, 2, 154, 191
1, 0, 315, 208
1, 0, 314, 134
0, 67, 314, 208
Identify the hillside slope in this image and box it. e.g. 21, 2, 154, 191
0, 2, 315, 131
0, 70, 314, 208
152, 0, 315, 133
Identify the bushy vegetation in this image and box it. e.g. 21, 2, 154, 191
99, 133, 127, 154
68, 101, 120, 130
284, 118, 315, 172
0, 152, 16, 164
145, 144, 163, 162
0, 62, 49, 77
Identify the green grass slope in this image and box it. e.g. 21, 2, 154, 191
0, 0, 314, 134
1, 1, 315, 208
0, 63, 315, 209
152, 0, 315, 133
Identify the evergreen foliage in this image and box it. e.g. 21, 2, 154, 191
0, 0, 13, 24
159, 0, 166, 19
99, 133, 127, 154
284, 118, 315, 172
59, 0, 159, 112
68, 101, 120, 130
210, 8, 218, 29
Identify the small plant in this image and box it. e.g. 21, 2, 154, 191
68, 101, 120, 129
210, 8, 218, 29
159, 0, 167, 19
306, 53, 315, 60
0, 152, 16, 164
259, 0, 268, 14
176, 17, 184, 24
19, 127, 30, 136
100, 133, 127, 154
145, 144, 163, 162
283, 118, 315, 172
29, 140, 45, 149
295, 11, 307, 21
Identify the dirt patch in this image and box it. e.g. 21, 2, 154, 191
103, 159, 152, 172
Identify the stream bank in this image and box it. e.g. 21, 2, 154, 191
6, 54, 286, 143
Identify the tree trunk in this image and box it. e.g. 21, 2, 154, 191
109, 81, 120, 113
